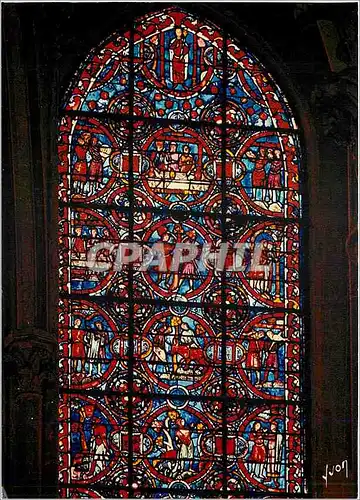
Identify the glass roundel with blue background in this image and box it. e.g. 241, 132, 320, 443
58, 7, 305, 498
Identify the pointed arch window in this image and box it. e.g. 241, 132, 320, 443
58, 7, 305, 497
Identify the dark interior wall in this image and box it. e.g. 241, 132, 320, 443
2, 2, 357, 498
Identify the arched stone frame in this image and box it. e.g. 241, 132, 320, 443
2, 3, 357, 498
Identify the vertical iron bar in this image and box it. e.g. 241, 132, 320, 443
220, 29, 228, 498
127, 22, 135, 497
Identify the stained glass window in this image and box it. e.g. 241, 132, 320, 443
58, 7, 306, 498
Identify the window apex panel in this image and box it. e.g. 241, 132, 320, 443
58, 7, 305, 498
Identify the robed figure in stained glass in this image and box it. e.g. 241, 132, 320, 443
169, 27, 189, 85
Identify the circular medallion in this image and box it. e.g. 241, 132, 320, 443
142, 218, 214, 299
70, 120, 118, 203
236, 406, 286, 492
200, 100, 248, 147
235, 131, 288, 217
143, 404, 213, 483
203, 283, 250, 330
69, 208, 119, 295
236, 221, 287, 307
141, 127, 215, 208
64, 394, 120, 484
140, 28, 216, 98
108, 92, 155, 141
65, 301, 120, 390
106, 276, 155, 321
105, 370, 153, 420
107, 187, 154, 231
141, 310, 215, 391
204, 192, 249, 237
235, 312, 286, 400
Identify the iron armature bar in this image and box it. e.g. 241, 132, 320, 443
60, 108, 300, 136
60, 357, 303, 377
60, 353, 303, 368
126, 23, 135, 496
220, 29, 229, 496
59, 292, 305, 316
60, 369, 304, 388
61, 229, 300, 257
59, 198, 303, 226
59, 386, 304, 407
59, 455, 298, 465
